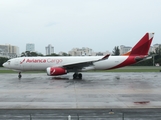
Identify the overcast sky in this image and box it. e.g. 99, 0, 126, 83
0, 0, 161, 54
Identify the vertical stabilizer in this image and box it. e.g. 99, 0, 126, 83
123, 33, 154, 56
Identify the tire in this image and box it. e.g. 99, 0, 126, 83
18, 74, 22, 78
73, 73, 77, 79
78, 73, 82, 79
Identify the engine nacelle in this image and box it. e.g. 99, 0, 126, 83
46, 67, 67, 76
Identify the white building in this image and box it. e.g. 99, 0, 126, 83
0, 44, 19, 58
152, 44, 161, 53
26, 43, 35, 52
68, 47, 110, 56
120, 45, 132, 55
92, 51, 111, 56
119, 44, 160, 55
68, 47, 93, 56
45, 44, 54, 55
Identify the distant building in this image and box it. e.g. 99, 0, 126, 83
95, 52, 104, 56
152, 44, 161, 53
68, 47, 93, 56
119, 44, 159, 55
68, 47, 110, 56
0, 44, 19, 58
120, 45, 132, 55
45, 44, 54, 55
26, 43, 35, 52
92, 51, 110, 56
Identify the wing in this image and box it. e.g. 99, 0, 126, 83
62, 54, 110, 71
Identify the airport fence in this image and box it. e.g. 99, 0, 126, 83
0, 111, 161, 120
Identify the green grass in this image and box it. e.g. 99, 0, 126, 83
0, 69, 45, 74
104, 69, 161, 72
0, 70, 17, 73
90, 66, 161, 72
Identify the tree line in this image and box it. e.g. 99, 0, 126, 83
0, 57, 9, 67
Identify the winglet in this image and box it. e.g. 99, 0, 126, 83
122, 33, 154, 56
101, 54, 110, 60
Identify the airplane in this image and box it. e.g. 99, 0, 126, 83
3, 33, 154, 79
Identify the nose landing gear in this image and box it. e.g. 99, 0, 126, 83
18, 72, 22, 79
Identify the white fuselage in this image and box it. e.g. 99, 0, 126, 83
3, 56, 130, 72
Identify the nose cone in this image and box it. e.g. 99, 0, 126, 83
3, 63, 6, 67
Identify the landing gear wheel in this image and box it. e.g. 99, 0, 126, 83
18, 72, 22, 79
73, 73, 82, 79
73, 73, 77, 79
78, 73, 82, 79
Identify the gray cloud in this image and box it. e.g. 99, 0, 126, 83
0, 0, 161, 54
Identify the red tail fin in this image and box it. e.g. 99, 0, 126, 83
123, 33, 154, 56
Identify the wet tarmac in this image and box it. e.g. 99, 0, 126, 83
0, 72, 161, 119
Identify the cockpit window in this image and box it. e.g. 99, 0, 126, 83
7, 61, 10, 65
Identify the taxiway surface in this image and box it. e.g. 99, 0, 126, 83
0, 72, 161, 109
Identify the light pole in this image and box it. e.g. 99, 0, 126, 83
153, 54, 155, 66
152, 54, 158, 66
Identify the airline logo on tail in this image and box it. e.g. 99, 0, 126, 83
123, 33, 154, 56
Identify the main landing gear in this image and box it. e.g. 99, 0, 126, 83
18, 72, 22, 79
73, 72, 82, 79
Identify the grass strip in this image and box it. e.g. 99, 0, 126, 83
0, 70, 45, 74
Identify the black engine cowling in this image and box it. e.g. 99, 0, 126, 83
46, 67, 67, 76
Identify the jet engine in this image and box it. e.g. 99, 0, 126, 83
46, 67, 67, 76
